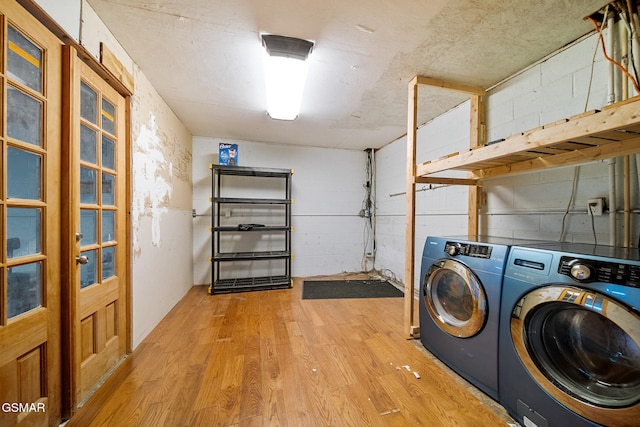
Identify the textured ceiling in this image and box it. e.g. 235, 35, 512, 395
87, 0, 608, 150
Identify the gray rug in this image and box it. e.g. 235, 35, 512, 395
302, 279, 403, 300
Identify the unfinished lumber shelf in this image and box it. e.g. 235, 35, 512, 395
417, 95, 640, 181
404, 76, 640, 339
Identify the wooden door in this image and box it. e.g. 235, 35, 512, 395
0, 2, 62, 426
63, 49, 128, 409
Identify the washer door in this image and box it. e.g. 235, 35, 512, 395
423, 259, 487, 338
511, 286, 640, 426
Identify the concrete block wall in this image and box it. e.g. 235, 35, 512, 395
192, 137, 369, 284
374, 32, 640, 288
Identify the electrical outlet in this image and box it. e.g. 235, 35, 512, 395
587, 198, 605, 216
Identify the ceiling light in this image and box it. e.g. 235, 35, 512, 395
261, 35, 314, 121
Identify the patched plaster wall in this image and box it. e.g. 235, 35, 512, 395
129, 69, 193, 346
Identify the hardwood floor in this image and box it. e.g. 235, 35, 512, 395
66, 276, 514, 426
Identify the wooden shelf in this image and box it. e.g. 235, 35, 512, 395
417, 95, 640, 183
404, 75, 640, 339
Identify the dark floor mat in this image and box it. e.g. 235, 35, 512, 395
302, 279, 403, 300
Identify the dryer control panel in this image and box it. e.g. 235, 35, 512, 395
444, 241, 492, 258
559, 256, 640, 287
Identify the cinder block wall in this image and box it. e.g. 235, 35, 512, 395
192, 137, 369, 284
375, 33, 640, 288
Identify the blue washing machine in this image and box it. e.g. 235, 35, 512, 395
499, 242, 640, 427
419, 235, 527, 401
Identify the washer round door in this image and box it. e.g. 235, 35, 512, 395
511, 285, 640, 426
423, 259, 487, 338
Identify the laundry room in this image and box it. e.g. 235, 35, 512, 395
1, 0, 640, 426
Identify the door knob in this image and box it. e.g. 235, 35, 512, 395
76, 255, 89, 265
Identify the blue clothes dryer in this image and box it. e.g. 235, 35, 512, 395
499, 242, 640, 427
419, 235, 522, 401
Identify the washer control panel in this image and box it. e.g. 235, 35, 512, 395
559, 256, 640, 287
444, 241, 492, 258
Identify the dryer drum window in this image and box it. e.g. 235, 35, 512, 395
423, 259, 487, 338
513, 286, 640, 408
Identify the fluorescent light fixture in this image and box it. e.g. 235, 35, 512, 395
261, 35, 314, 121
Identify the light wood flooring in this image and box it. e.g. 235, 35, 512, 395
66, 275, 515, 426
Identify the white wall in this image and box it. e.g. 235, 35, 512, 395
80, 2, 193, 348
193, 137, 369, 284
34, 0, 81, 41
375, 32, 640, 288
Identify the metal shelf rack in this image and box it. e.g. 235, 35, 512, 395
209, 164, 293, 294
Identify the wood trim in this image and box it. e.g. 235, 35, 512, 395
124, 95, 132, 354
100, 43, 134, 94
61, 43, 81, 419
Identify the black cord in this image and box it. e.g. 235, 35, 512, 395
588, 204, 598, 245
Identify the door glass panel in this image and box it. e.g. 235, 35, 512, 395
80, 167, 97, 204
7, 147, 41, 199
80, 249, 97, 289
102, 210, 115, 242
7, 25, 42, 93
80, 81, 97, 124
7, 208, 41, 258
102, 136, 115, 170
433, 269, 473, 323
80, 210, 97, 245
102, 98, 115, 135
102, 247, 115, 280
80, 124, 97, 164
102, 173, 115, 205
7, 261, 42, 318
527, 304, 640, 407
7, 86, 42, 146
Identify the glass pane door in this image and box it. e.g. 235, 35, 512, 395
0, 4, 63, 426
66, 53, 128, 409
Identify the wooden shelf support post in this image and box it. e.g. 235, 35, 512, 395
468, 93, 486, 238
404, 76, 485, 338
405, 76, 418, 338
